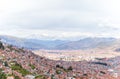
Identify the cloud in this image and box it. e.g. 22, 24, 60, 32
0, 0, 120, 39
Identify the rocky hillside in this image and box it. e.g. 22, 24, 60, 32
0, 41, 120, 79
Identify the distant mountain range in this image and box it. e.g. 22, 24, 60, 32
55, 38, 117, 50
0, 35, 118, 50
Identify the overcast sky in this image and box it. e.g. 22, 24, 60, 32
0, 0, 120, 39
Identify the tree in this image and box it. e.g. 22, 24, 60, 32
0, 41, 4, 50
67, 66, 73, 71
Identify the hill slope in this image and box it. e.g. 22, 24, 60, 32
1, 40, 120, 78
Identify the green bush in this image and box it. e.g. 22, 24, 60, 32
0, 68, 6, 79
35, 75, 46, 79
29, 64, 35, 69
67, 66, 73, 71
56, 70, 61, 74
0, 73, 6, 79
14, 75, 21, 79
4, 61, 8, 67
11, 63, 30, 76
0, 42, 4, 50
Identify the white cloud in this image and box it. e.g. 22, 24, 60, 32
0, 0, 120, 39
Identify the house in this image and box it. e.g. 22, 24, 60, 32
7, 76, 14, 79
25, 75, 35, 79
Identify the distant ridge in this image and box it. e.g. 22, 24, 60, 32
0, 35, 118, 50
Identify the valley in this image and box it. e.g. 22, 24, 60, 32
1, 36, 120, 79
0, 41, 120, 79
33, 48, 120, 61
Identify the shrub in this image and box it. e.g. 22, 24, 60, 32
29, 64, 35, 69
35, 75, 46, 79
14, 75, 21, 79
56, 64, 60, 68
56, 70, 61, 74
4, 61, 8, 67
0, 73, 6, 79
67, 66, 73, 71
0, 42, 4, 50
0, 69, 6, 79
11, 63, 30, 76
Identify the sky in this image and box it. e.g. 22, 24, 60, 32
0, 0, 120, 39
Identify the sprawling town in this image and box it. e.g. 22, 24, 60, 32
0, 41, 120, 79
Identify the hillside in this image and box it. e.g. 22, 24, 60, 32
0, 40, 120, 78
55, 37, 116, 50
0, 35, 68, 50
